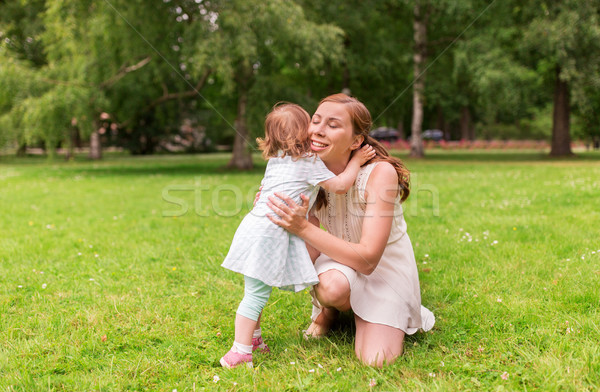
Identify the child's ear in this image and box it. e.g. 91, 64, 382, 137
350, 135, 364, 150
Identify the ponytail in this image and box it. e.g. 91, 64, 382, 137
362, 135, 410, 202
314, 136, 410, 211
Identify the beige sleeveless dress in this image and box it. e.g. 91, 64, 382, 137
312, 162, 434, 334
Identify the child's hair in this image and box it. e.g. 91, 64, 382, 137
257, 103, 312, 160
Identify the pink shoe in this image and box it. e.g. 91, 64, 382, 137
220, 350, 253, 369
252, 336, 270, 353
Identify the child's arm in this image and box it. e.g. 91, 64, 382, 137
319, 145, 375, 194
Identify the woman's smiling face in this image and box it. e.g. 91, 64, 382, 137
309, 102, 362, 170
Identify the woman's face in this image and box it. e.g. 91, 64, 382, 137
309, 102, 362, 166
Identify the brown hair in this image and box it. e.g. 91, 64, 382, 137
315, 93, 410, 210
257, 103, 312, 160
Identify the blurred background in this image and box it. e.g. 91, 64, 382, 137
1, 0, 599, 167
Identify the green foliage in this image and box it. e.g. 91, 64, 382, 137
519, 0, 600, 139
1, 0, 600, 154
190, 0, 345, 153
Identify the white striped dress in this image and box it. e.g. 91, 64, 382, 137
221, 154, 335, 292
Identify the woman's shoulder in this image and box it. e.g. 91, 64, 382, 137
354, 161, 397, 203
369, 161, 398, 181
359, 161, 397, 187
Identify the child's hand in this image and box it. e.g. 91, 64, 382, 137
254, 186, 263, 206
351, 145, 376, 166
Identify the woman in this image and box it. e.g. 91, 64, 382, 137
266, 93, 434, 367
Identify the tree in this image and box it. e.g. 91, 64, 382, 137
0, 0, 211, 158
409, 0, 428, 157
186, 0, 344, 169
520, 1, 600, 156
299, 0, 414, 135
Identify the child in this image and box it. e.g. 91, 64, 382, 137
220, 103, 375, 368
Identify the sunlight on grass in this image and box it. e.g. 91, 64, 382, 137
1, 151, 599, 390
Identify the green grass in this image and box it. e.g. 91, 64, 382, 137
1, 150, 599, 391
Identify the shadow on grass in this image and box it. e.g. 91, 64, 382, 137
391, 150, 600, 163
0, 152, 268, 177
3, 151, 599, 178
66, 162, 268, 178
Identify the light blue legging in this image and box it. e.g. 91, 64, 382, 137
236, 276, 273, 321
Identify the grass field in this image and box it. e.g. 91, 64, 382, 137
1, 150, 599, 391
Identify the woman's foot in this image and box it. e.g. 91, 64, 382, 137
304, 307, 339, 339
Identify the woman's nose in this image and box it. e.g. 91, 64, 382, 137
311, 123, 325, 136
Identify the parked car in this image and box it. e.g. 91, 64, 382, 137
370, 127, 400, 142
422, 129, 444, 141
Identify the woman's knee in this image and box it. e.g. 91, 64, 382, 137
355, 347, 401, 368
315, 270, 350, 308
354, 317, 404, 367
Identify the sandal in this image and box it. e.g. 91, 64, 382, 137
220, 349, 253, 369
252, 336, 270, 353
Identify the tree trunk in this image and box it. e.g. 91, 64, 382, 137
460, 106, 471, 141
410, 1, 427, 158
16, 142, 27, 157
89, 121, 102, 160
228, 81, 253, 170
342, 61, 351, 95
435, 105, 444, 131
469, 122, 475, 141
65, 126, 80, 160
436, 106, 451, 141
550, 66, 573, 156
397, 119, 405, 140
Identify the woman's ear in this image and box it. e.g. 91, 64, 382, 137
350, 135, 364, 150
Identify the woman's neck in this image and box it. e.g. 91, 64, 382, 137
322, 156, 350, 175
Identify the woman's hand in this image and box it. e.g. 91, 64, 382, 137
266, 192, 310, 236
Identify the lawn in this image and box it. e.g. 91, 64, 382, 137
1, 150, 599, 391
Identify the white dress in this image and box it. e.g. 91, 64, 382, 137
221, 154, 336, 292
312, 162, 434, 334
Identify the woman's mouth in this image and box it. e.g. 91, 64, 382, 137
311, 140, 328, 151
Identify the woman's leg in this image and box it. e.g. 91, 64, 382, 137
306, 269, 351, 337
354, 315, 405, 368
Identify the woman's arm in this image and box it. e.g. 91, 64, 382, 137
306, 213, 321, 262
267, 163, 399, 275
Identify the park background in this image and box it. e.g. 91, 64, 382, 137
1, 0, 599, 391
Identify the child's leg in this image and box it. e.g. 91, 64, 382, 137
234, 276, 272, 346
221, 277, 272, 368
251, 312, 270, 353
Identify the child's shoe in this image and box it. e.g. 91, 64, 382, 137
220, 350, 253, 369
252, 336, 270, 353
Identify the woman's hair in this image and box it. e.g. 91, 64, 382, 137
315, 93, 410, 210
257, 103, 312, 160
